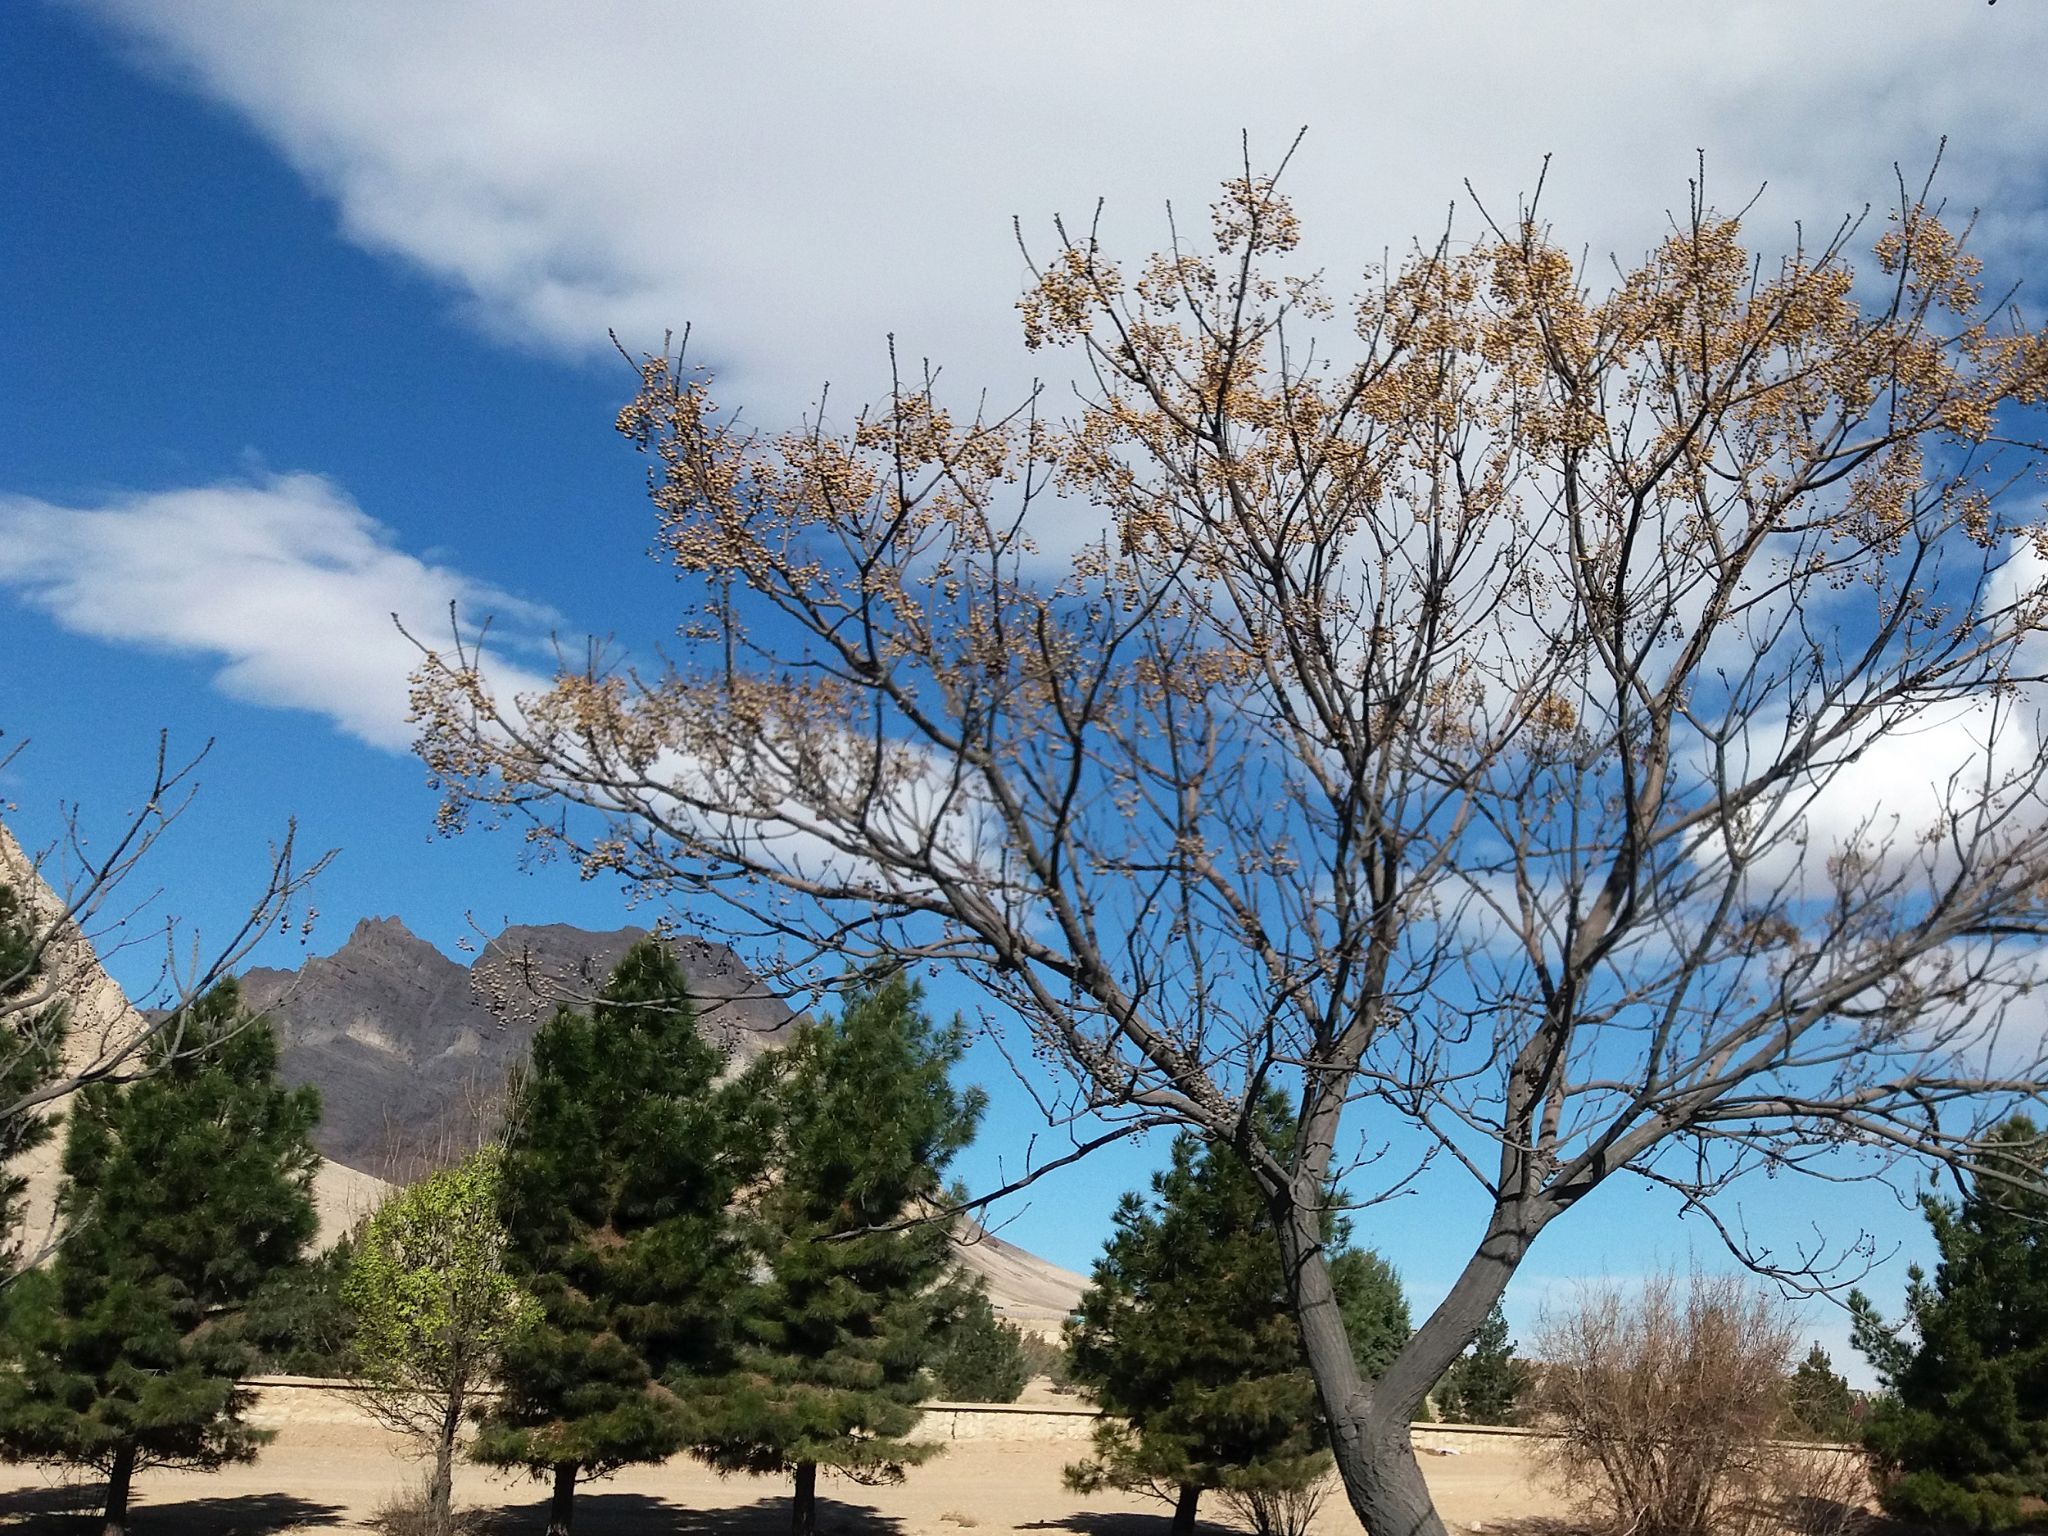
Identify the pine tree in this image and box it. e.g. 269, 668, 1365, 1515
344, 1147, 534, 1536
1850, 1118, 2048, 1533
1783, 1343, 1856, 1443
1334, 1246, 1411, 1383
1436, 1304, 1529, 1426
702, 971, 984, 1536
0, 879, 66, 1274
473, 939, 768, 1536
1064, 1097, 1411, 1536
238, 1235, 355, 1378
929, 1285, 1029, 1404
0, 981, 319, 1535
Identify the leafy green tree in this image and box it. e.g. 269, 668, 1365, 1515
474, 939, 767, 1536
702, 971, 983, 1536
0, 982, 319, 1534
930, 1285, 1029, 1403
1064, 1100, 1411, 1536
344, 1148, 535, 1536
1783, 1343, 1856, 1443
1436, 1304, 1529, 1426
0, 880, 65, 1275
1851, 1118, 2048, 1533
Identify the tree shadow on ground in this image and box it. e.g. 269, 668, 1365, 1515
474, 1490, 907, 1535
1468, 1519, 1590, 1536
1767, 1494, 1890, 1536
0, 1479, 95, 1522
0, 1484, 344, 1532
1020, 1511, 1237, 1536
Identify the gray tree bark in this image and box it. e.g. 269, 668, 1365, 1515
1275, 1184, 1536, 1536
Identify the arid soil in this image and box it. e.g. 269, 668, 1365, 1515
0, 1416, 1561, 1534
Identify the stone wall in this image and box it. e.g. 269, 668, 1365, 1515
241, 1380, 1869, 1466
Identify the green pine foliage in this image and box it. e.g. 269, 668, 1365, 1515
1064, 1096, 1411, 1536
1334, 1245, 1411, 1383
238, 1237, 356, 1378
1850, 1118, 2048, 1533
0, 879, 66, 1273
0, 981, 319, 1533
930, 1285, 1030, 1403
1783, 1342, 1857, 1443
473, 939, 769, 1534
702, 971, 985, 1536
1436, 1304, 1530, 1426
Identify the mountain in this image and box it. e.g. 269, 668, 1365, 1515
240, 916, 794, 1183
244, 916, 1085, 1334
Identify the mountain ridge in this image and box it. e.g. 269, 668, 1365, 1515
242, 915, 795, 1182
245, 914, 1085, 1333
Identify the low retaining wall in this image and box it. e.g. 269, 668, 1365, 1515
241, 1381, 1865, 1462
242, 1380, 1112, 1443
920, 1400, 1102, 1442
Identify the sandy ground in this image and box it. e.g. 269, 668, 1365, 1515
0, 1418, 1563, 1535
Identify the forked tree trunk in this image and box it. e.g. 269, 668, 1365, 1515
101, 1442, 136, 1536
1170, 1483, 1201, 1534
547, 1460, 580, 1536
1275, 1188, 1530, 1536
792, 1461, 818, 1536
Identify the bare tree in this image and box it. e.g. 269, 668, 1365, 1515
0, 730, 328, 1272
409, 154, 2048, 1535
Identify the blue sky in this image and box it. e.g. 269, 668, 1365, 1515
7, 0, 2048, 1378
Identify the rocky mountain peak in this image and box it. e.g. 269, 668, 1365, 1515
246, 917, 794, 1183
340, 914, 440, 953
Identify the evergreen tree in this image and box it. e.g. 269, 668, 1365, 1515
1064, 1098, 1411, 1536
473, 939, 768, 1536
1850, 1118, 2048, 1533
238, 1236, 356, 1378
345, 1147, 534, 1536
1334, 1246, 1412, 1383
0, 879, 65, 1275
702, 971, 984, 1536
930, 1285, 1029, 1404
1783, 1343, 1856, 1443
0, 981, 319, 1535
1436, 1304, 1529, 1426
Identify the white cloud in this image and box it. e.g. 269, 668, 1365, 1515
0, 473, 556, 750
70, 1, 2048, 422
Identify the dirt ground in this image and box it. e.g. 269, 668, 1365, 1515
0, 1417, 1563, 1535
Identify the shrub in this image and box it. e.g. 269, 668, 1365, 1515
1017, 1332, 1074, 1389
1532, 1270, 1799, 1536
1221, 1478, 1331, 1536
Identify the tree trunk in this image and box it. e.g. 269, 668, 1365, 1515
427, 1395, 461, 1536
792, 1461, 818, 1536
1170, 1483, 1201, 1535
1274, 1187, 1532, 1536
547, 1460, 579, 1536
101, 1442, 136, 1536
